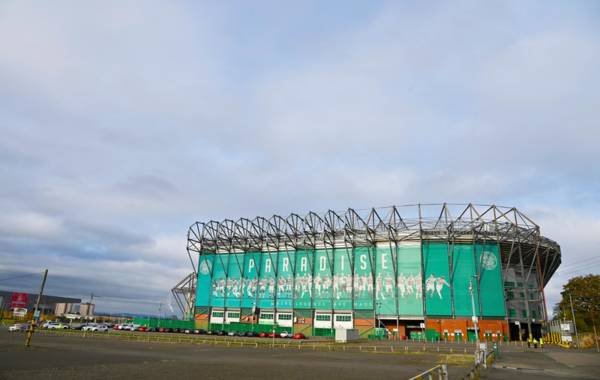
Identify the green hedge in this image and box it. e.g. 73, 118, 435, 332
133, 317, 194, 330
207, 322, 291, 334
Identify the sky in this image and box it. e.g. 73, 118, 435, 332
0, 0, 599, 315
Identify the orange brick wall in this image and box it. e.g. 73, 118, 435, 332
426, 318, 508, 341
194, 313, 209, 329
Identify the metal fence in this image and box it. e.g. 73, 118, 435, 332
408, 364, 448, 380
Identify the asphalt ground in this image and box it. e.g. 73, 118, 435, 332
0, 330, 474, 380
482, 348, 600, 379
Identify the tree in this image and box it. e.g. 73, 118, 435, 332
553, 274, 600, 333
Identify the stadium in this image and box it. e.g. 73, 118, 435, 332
184, 203, 561, 341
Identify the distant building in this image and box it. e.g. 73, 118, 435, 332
80, 303, 95, 317
0, 290, 81, 316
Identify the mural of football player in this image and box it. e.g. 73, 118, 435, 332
376, 273, 384, 300
277, 277, 286, 295
406, 274, 415, 296
426, 274, 436, 297
435, 276, 449, 299
415, 273, 422, 300
384, 274, 393, 297
333, 274, 340, 299
314, 273, 322, 296
345, 274, 353, 296
268, 277, 275, 297
397, 273, 406, 298
212, 280, 219, 297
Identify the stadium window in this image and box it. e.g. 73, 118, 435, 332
260, 313, 274, 320
278, 314, 292, 321
227, 312, 240, 318
335, 315, 351, 322
316, 315, 331, 322
212, 311, 224, 318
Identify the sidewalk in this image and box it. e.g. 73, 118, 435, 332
481, 348, 600, 379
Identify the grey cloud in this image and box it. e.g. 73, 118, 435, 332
0, 1, 598, 313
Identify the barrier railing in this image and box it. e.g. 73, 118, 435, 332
461, 350, 495, 379
408, 364, 448, 380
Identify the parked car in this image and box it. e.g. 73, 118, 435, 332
279, 331, 291, 338
89, 324, 109, 332
82, 323, 98, 331
258, 332, 268, 338
194, 329, 207, 335
227, 331, 236, 336
47, 322, 69, 330
9, 323, 29, 332
292, 333, 306, 340
70, 323, 85, 330
245, 331, 257, 337
118, 323, 140, 331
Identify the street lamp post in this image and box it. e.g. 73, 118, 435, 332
568, 292, 580, 350
469, 277, 480, 364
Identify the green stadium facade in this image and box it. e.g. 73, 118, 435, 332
186, 204, 560, 341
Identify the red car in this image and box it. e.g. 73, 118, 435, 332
292, 333, 306, 340
268, 332, 276, 338
258, 332, 268, 338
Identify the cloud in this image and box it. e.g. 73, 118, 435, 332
0, 0, 598, 314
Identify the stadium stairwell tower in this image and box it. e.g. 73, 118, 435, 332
185, 204, 561, 340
